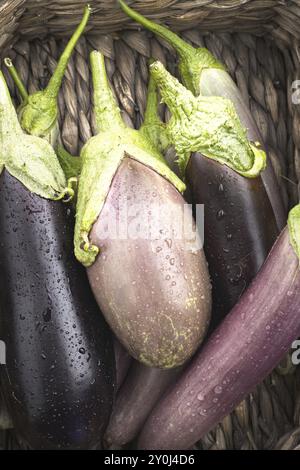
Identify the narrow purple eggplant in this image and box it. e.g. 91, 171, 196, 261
0, 71, 115, 449
137, 204, 300, 450
105, 362, 181, 447
74, 51, 212, 369
118, 0, 286, 231
150, 62, 279, 324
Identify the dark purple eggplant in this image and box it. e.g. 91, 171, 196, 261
105, 361, 181, 447
137, 205, 300, 450
118, 0, 286, 232
74, 51, 211, 369
0, 171, 114, 450
187, 155, 278, 324
150, 61, 279, 325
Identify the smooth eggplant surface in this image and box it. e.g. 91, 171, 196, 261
187, 153, 278, 325
87, 157, 211, 369
0, 171, 115, 450
138, 227, 300, 450
105, 362, 181, 446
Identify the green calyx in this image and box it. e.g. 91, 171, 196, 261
288, 204, 300, 261
118, 0, 224, 96
140, 73, 170, 153
56, 145, 82, 180
5, 5, 91, 138
150, 61, 266, 178
74, 51, 185, 267
0, 71, 68, 200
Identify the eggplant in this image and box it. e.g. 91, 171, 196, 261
74, 51, 211, 369
0, 172, 115, 450
118, 0, 286, 232
104, 76, 186, 447
105, 361, 181, 447
0, 72, 114, 449
137, 205, 300, 450
150, 61, 279, 324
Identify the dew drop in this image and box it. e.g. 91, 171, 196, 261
214, 385, 223, 394
216, 209, 225, 220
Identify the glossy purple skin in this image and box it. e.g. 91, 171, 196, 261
0, 171, 115, 450
87, 157, 211, 369
187, 153, 278, 326
105, 361, 181, 446
138, 228, 300, 450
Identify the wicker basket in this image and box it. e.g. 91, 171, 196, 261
0, 0, 300, 450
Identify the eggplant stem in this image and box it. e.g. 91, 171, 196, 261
90, 50, 125, 133
0, 71, 23, 135
4, 58, 29, 102
150, 61, 195, 117
45, 5, 91, 99
143, 73, 160, 127
118, 0, 192, 58
140, 72, 169, 153
118, 0, 223, 96
54, 177, 78, 203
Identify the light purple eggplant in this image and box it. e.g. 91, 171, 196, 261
137, 205, 300, 449
87, 158, 211, 368
74, 51, 212, 369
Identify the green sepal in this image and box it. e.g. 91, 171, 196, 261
118, 0, 224, 96
288, 204, 300, 261
57, 145, 82, 180
0, 71, 67, 200
150, 61, 266, 178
